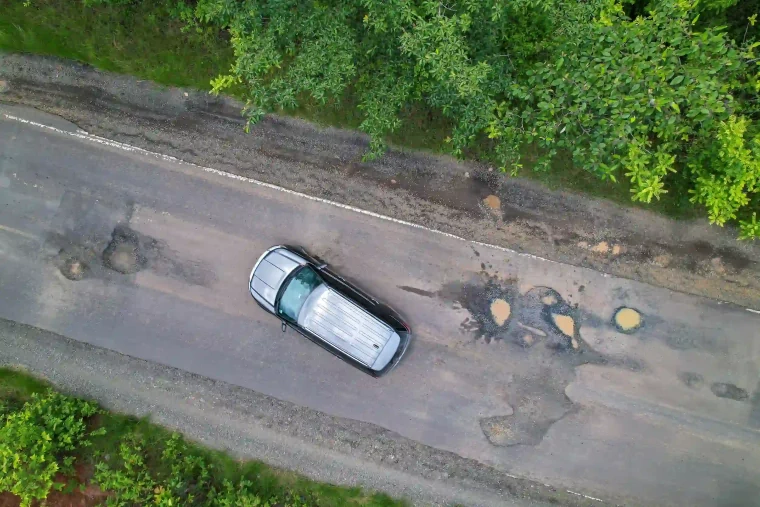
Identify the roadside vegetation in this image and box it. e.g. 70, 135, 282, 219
1, 0, 759, 238
0, 367, 406, 507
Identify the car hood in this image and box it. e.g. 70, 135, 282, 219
250, 248, 302, 306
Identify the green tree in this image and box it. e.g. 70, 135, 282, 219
490, 0, 759, 237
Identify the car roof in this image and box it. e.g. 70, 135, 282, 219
297, 284, 400, 370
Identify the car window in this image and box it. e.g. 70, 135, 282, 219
278, 266, 323, 322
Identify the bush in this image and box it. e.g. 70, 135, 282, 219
0, 390, 102, 506
94, 432, 309, 506
0, 368, 405, 507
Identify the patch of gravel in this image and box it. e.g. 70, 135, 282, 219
0, 52, 758, 308
0, 318, 604, 507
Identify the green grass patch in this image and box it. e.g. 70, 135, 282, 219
0, 0, 701, 220
0, 0, 233, 90
0, 367, 409, 506
0, 367, 49, 400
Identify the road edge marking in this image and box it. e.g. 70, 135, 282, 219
4, 111, 760, 318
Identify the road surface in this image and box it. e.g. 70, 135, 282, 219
1, 104, 759, 506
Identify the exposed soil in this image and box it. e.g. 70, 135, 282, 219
1, 53, 759, 308
613, 307, 643, 333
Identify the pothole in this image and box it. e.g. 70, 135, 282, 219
60, 257, 88, 281
711, 382, 749, 401
483, 194, 501, 211
613, 307, 643, 333
551, 313, 575, 338
102, 225, 145, 274
490, 299, 511, 326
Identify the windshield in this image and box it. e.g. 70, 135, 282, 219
277, 266, 324, 322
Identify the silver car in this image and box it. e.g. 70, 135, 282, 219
249, 245, 411, 377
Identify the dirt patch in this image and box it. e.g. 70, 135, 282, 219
711, 382, 749, 401
613, 307, 643, 333
489, 299, 511, 326
551, 313, 575, 338
397, 285, 437, 298
541, 294, 557, 305
483, 194, 501, 211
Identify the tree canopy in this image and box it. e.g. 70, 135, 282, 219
97, 0, 760, 238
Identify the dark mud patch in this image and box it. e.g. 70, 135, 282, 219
679, 371, 704, 389
711, 382, 749, 401
617, 235, 756, 276
99, 224, 214, 286
102, 225, 145, 274
750, 382, 760, 428
397, 285, 437, 298
441, 277, 519, 343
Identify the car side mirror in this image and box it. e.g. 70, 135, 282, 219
281, 322, 287, 333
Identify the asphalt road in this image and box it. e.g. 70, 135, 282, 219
2, 104, 760, 506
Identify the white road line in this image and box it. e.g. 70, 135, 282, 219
4, 111, 760, 318
567, 490, 604, 502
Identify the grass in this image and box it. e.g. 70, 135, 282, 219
0, 366, 407, 507
0, 0, 233, 90
0, 0, 701, 220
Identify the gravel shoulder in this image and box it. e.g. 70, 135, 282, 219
0, 317, 599, 507
1, 52, 758, 308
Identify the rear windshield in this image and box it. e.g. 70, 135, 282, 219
278, 266, 323, 322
